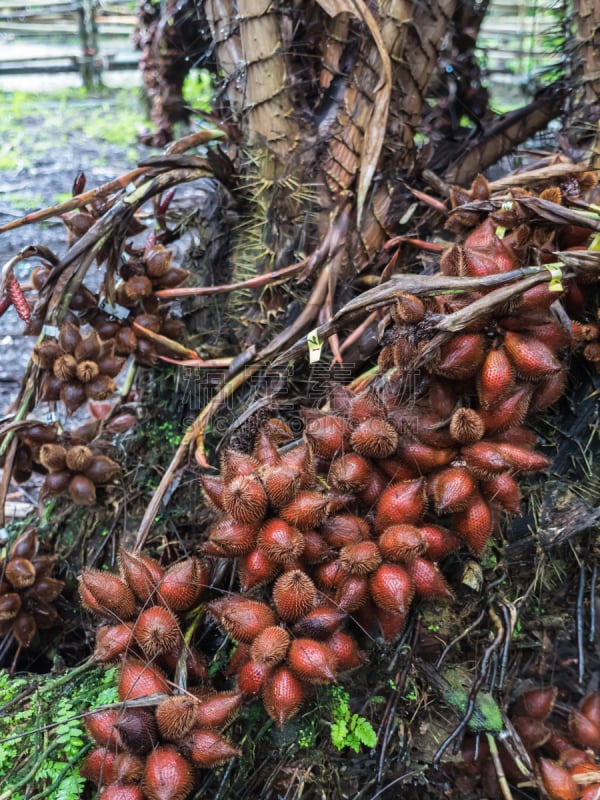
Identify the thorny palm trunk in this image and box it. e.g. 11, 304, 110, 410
203, 0, 456, 349
572, 0, 600, 167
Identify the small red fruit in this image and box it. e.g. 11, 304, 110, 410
288, 638, 337, 683
262, 667, 306, 726
143, 745, 195, 800
374, 479, 426, 532
407, 558, 455, 601
207, 597, 276, 642
369, 564, 415, 614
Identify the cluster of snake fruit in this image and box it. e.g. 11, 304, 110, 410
457, 686, 600, 800
2, 167, 597, 797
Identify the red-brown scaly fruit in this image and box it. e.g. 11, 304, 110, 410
302, 529, 334, 563
391, 293, 425, 324
280, 490, 344, 529
157, 558, 210, 611
14, 612, 37, 647
511, 686, 557, 720
304, 415, 351, 460
272, 570, 317, 620
279, 442, 316, 488
262, 667, 306, 726
433, 334, 486, 380
118, 659, 170, 701
461, 442, 508, 478
580, 691, 600, 728
335, 574, 370, 612
185, 728, 241, 768
480, 472, 522, 515
156, 695, 198, 740
348, 390, 386, 423
253, 428, 280, 467
531, 369, 567, 411
206, 518, 259, 557
369, 564, 415, 614
238, 548, 280, 591
493, 442, 553, 473
79, 568, 136, 620
350, 418, 398, 459
160, 646, 208, 684
288, 638, 337, 683
119, 549, 163, 604
320, 514, 370, 547
142, 746, 195, 800
512, 715, 551, 750
374, 479, 426, 532
358, 468, 389, 507
250, 626, 291, 666
449, 408, 486, 444
207, 597, 276, 642
257, 518, 305, 564
538, 758, 579, 800
199, 473, 225, 510
114, 709, 158, 755
378, 457, 419, 482
407, 558, 455, 601
93, 622, 134, 662
292, 606, 346, 639
326, 630, 365, 672
329, 453, 372, 492
5, 558, 36, 589
452, 493, 494, 555
338, 541, 382, 574
237, 659, 272, 695
85, 708, 122, 750
503, 332, 561, 379
429, 466, 477, 514
133, 606, 181, 657
419, 524, 463, 560
569, 709, 600, 749
259, 465, 301, 507
479, 384, 532, 432
313, 560, 348, 590
478, 347, 515, 409
396, 442, 456, 472
194, 691, 244, 730
222, 474, 268, 524
220, 449, 259, 482
375, 606, 407, 640
378, 524, 425, 562
80, 747, 117, 785
68, 475, 97, 506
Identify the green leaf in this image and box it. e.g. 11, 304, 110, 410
331, 719, 349, 750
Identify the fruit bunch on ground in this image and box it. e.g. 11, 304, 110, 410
457, 686, 600, 800
69, 168, 600, 799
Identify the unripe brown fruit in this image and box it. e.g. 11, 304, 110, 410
65, 444, 93, 472
39, 443, 67, 472
68, 474, 96, 506
5, 557, 36, 588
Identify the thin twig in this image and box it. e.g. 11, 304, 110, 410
577, 557, 586, 685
